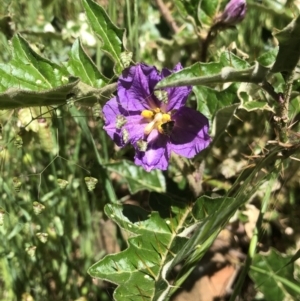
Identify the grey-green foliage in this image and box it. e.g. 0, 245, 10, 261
0, 0, 300, 301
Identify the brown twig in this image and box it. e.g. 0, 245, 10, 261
200, 27, 218, 62
154, 0, 179, 34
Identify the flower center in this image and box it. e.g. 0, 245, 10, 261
141, 109, 171, 135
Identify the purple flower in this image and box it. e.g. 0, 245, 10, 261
102, 63, 211, 171
219, 0, 246, 26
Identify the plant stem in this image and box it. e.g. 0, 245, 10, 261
229, 172, 276, 301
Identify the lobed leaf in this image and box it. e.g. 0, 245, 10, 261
173, 0, 220, 26
89, 195, 234, 301
193, 84, 238, 121
198, 0, 220, 25
156, 51, 251, 90
82, 0, 125, 74
66, 38, 108, 88
240, 101, 273, 112
105, 160, 166, 194
256, 48, 278, 67
0, 34, 78, 109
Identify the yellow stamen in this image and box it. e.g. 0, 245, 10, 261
142, 109, 172, 136
144, 120, 155, 135
162, 114, 171, 123
157, 122, 163, 134
144, 112, 163, 135
141, 110, 154, 118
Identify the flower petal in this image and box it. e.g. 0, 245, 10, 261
124, 115, 148, 144
170, 107, 210, 158
220, 0, 246, 26
134, 131, 170, 171
102, 97, 124, 146
118, 63, 161, 112
160, 64, 192, 111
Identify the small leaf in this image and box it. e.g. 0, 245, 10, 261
92, 102, 102, 119
66, 38, 108, 88
257, 48, 279, 67
154, 89, 168, 104
32, 201, 45, 215
14, 134, 23, 148
12, 176, 22, 193
174, 0, 219, 26
57, 179, 69, 190
25, 246, 37, 257
105, 160, 166, 194
84, 176, 98, 191
36, 232, 48, 243
82, 0, 125, 74
249, 248, 300, 301
120, 51, 133, 68
198, 0, 220, 25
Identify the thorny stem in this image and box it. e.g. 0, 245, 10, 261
157, 64, 267, 87
200, 27, 217, 62
274, 69, 295, 142
282, 70, 295, 123
157, 63, 284, 104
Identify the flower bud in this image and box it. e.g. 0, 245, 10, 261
219, 0, 246, 26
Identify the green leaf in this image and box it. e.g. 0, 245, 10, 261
198, 0, 220, 25
249, 248, 300, 301
66, 38, 108, 88
0, 80, 79, 109
241, 101, 274, 112
0, 34, 69, 91
257, 48, 279, 67
156, 51, 253, 90
89, 195, 235, 301
169, 196, 234, 271
0, 34, 78, 109
272, 15, 300, 73
193, 84, 238, 121
212, 104, 239, 144
82, 0, 125, 74
105, 160, 166, 194
174, 0, 220, 27
173, 0, 201, 24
